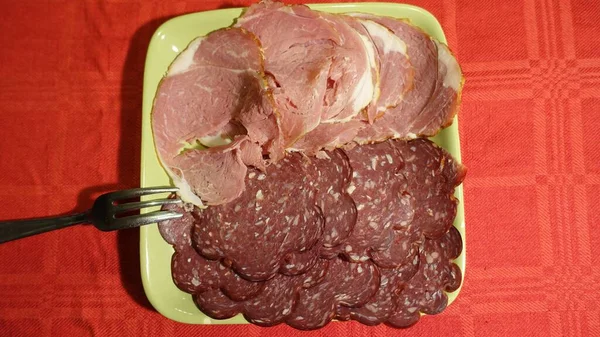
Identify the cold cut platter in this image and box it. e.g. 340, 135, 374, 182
140, 1, 466, 329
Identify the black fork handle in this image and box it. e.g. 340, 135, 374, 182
0, 212, 88, 244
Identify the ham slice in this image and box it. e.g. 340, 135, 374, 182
352, 15, 463, 142
317, 12, 377, 123
355, 18, 412, 122
289, 13, 463, 155
236, 0, 340, 146
152, 28, 282, 206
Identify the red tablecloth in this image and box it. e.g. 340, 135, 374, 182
1, 0, 599, 336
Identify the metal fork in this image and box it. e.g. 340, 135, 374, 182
0, 187, 182, 244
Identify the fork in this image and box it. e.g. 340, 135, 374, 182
0, 187, 183, 244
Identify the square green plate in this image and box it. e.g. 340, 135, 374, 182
140, 2, 465, 325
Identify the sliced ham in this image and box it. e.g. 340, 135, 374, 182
152, 28, 282, 207
352, 15, 463, 142
236, 0, 340, 146
318, 12, 377, 123
288, 120, 365, 154
355, 18, 412, 122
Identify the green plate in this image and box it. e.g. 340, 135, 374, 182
140, 2, 465, 324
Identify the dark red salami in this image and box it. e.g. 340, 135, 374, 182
244, 259, 329, 326
193, 153, 325, 281
309, 149, 358, 257
279, 248, 320, 276
160, 203, 265, 301
285, 259, 380, 330
193, 289, 241, 320
392, 139, 466, 239
157, 200, 196, 248
335, 262, 419, 325
370, 223, 421, 269
386, 226, 463, 328
157, 137, 466, 331
333, 141, 418, 262
194, 259, 330, 326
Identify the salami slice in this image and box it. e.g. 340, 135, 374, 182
279, 248, 320, 276
335, 262, 419, 325
193, 153, 325, 281
157, 199, 196, 248
309, 149, 358, 255
392, 139, 466, 239
387, 226, 463, 328
370, 222, 421, 269
160, 203, 265, 301
193, 289, 241, 320
335, 141, 414, 261
285, 259, 380, 330
194, 259, 330, 326
244, 259, 329, 326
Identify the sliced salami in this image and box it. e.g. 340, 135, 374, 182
370, 222, 421, 269
309, 149, 358, 254
392, 139, 466, 239
335, 141, 414, 261
160, 203, 265, 301
157, 199, 196, 248
285, 259, 380, 330
194, 259, 330, 326
157, 138, 466, 331
193, 289, 241, 320
244, 259, 329, 326
335, 262, 419, 325
386, 226, 463, 328
193, 153, 325, 281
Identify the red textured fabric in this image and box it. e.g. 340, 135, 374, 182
1, 0, 599, 336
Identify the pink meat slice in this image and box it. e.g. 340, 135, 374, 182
288, 15, 378, 154
289, 117, 366, 155
416, 41, 463, 135
386, 226, 463, 328
285, 259, 380, 330
169, 137, 260, 206
352, 17, 413, 123
236, 0, 341, 146
193, 153, 325, 281
350, 16, 438, 142
152, 28, 282, 206
318, 12, 376, 123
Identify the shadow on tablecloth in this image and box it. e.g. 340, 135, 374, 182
115, 15, 175, 312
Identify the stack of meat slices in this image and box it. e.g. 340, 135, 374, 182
158, 139, 466, 330
152, 0, 466, 330
152, 0, 463, 208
